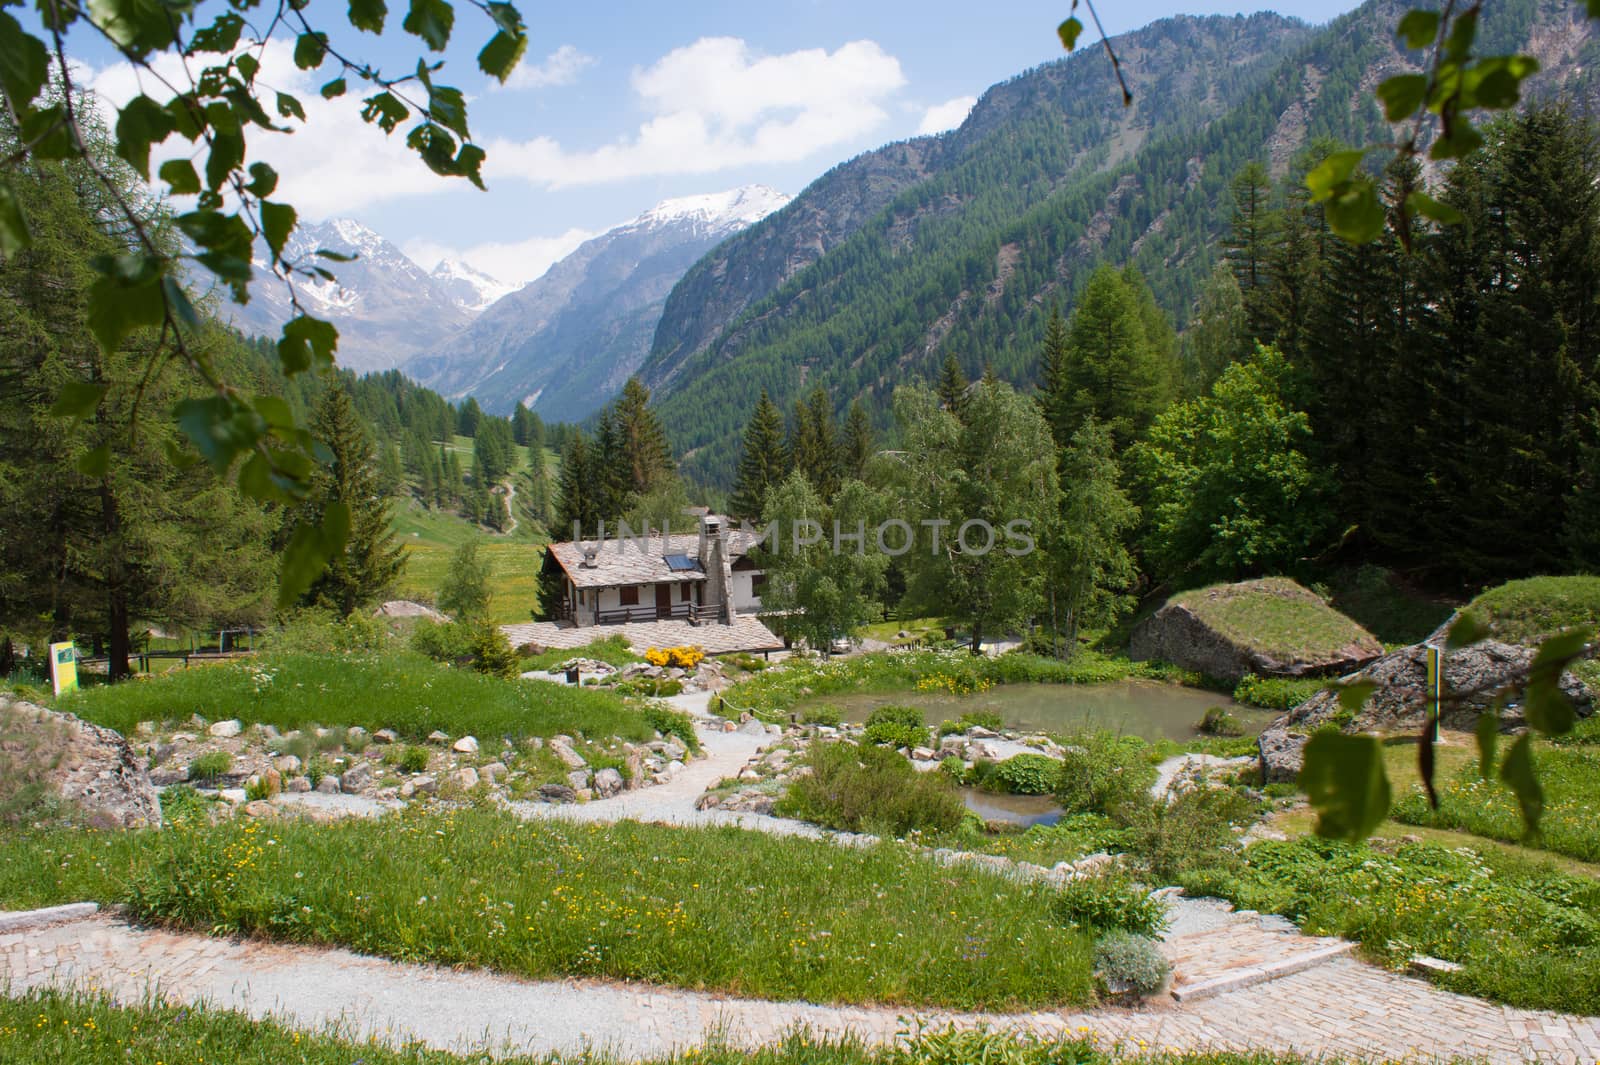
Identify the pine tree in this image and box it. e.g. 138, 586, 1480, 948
298, 384, 405, 617
789, 387, 840, 499
935, 352, 970, 415
1058, 265, 1172, 449
610, 378, 675, 499
1182, 262, 1250, 394
730, 389, 790, 520
456, 397, 483, 438
1037, 304, 1072, 440
841, 399, 875, 480
1224, 161, 1280, 342
555, 431, 597, 538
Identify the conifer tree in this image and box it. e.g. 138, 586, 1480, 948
1224, 161, 1280, 342
555, 432, 597, 538
935, 352, 970, 416
1037, 305, 1072, 440
1058, 265, 1172, 449
730, 389, 790, 520
841, 399, 875, 480
298, 385, 405, 617
789, 387, 840, 499
610, 378, 676, 499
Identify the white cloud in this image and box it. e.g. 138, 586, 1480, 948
404, 226, 597, 286
916, 95, 977, 136
485, 37, 906, 188
84, 42, 462, 219
502, 44, 594, 90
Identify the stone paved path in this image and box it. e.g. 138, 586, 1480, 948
6, 913, 1599, 1062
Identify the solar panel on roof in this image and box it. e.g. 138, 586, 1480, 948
664, 554, 700, 571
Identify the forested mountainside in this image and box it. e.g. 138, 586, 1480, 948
642, 0, 1600, 485
406, 187, 790, 420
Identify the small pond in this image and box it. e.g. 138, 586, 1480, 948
959, 788, 1064, 828
797, 680, 1277, 743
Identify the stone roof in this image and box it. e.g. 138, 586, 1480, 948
547, 528, 764, 589
502, 614, 784, 655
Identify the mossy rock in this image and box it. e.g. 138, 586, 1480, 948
1130, 577, 1382, 684
1447, 575, 1600, 646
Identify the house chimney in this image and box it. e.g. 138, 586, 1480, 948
699, 515, 733, 624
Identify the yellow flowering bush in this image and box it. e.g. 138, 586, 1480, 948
645, 646, 705, 669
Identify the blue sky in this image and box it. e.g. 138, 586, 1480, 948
71, 1, 1363, 283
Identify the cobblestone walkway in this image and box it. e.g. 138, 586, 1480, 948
4, 913, 1599, 1062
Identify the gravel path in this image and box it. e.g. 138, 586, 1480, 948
7, 913, 1598, 1062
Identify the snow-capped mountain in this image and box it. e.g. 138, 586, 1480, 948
406, 184, 791, 418
216, 218, 471, 373
430, 259, 518, 314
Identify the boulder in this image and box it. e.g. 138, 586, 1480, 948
593, 767, 625, 798
566, 768, 592, 790
550, 740, 587, 769
1258, 639, 1596, 783
479, 761, 507, 785
339, 763, 373, 793
452, 735, 479, 755
242, 800, 277, 820
1131, 578, 1383, 684
218, 788, 248, 804
315, 775, 342, 795
372, 728, 399, 745
453, 767, 480, 790
538, 783, 577, 803
0, 697, 162, 828
738, 717, 768, 737
426, 730, 450, 745
275, 754, 302, 775
208, 719, 243, 739
286, 776, 312, 793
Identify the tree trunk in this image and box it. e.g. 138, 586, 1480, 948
969, 620, 983, 656
107, 587, 131, 681
99, 480, 131, 681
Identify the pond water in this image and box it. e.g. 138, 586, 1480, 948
959, 788, 1064, 827
799, 680, 1277, 743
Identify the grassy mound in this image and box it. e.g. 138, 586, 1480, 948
1172, 578, 1377, 662
3, 809, 1093, 1011
57, 651, 664, 745
1464, 576, 1600, 645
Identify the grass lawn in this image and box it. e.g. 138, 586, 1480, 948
0, 990, 1364, 1065
53, 651, 670, 745
0, 809, 1095, 1011
1170, 579, 1376, 662
1464, 575, 1600, 644
1180, 833, 1600, 1014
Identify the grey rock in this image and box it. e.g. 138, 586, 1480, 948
208, 719, 243, 739
339, 763, 373, 793
479, 761, 507, 784
315, 775, 342, 795
412, 774, 438, 796
274, 754, 302, 774
566, 768, 591, 790
550, 741, 587, 769
453, 767, 480, 790
593, 767, 624, 797
452, 735, 479, 755
426, 730, 450, 745
242, 800, 277, 819
372, 728, 399, 745
737, 717, 768, 737
286, 776, 312, 793
1131, 579, 1383, 684
218, 788, 248, 804
538, 783, 577, 802
0, 698, 162, 829
1258, 639, 1595, 784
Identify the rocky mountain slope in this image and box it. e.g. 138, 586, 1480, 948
406, 185, 791, 418
217, 218, 479, 373
639, 0, 1600, 485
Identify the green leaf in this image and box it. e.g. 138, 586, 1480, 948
477, 31, 526, 83
1335, 678, 1376, 718
320, 77, 347, 99
260, 200, 296, 260
1498, 734, 1543, 835
1431, 120, 1485, 161
173, 395, 266, 473
0, 12, 50, 113
1445, 609, 1490, 649
293, 32, 327, 70
1305, 149, 1365, 201
235, 53, 259, 82
49, 381, 107, 420
277, 503, 350, 609
1325, 177, 1386, 244
1475, 709, 1499, 780
348, 0, 387, 33
114, 95, 177, 179
1300, 731, 1392, 843
204, 127, 245, 192
0, 177, 30, 256
251, 395, 296, 429
360, 92, 409, 132
161, 275, 198, 327
402, 0, 453, 51
427, 85, 470, 140
188, 11, 243, 53
75, 445, 112, 478
276, 92, 306, 121
277, 314, 339, 375
87, 0, 182, 56
246, 162, 278, 197
1396, 10, 1440, 49
1375, 74, 1427, 122
86, 271, 164, 354
1057, 17, 1083, 51
484, 0, 522, 36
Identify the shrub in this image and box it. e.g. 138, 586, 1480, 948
271, 609, 388, 654
800, 705, 842, 727
1125, 785, 1259, 883
187, 751, 233, 783
1196, 706, 1244, 736
991, 753, 1061, 795
395, 745, 430, 774
937, 710, 1004, 737
1232, 674, 1323, 711
157, 785, 210, 822
614, 677, 684, 698
314, 727, 347, 753
1051, 872, 1169, 937
862, 705, 930, 749
775, 742, 966, 835
640, 704, 699, 754
1054, 734, 1157, 816
410, 619, 476, 664
467, 625, 522, 680
1093, 931, 1170, 998
644, 645, 705, 669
